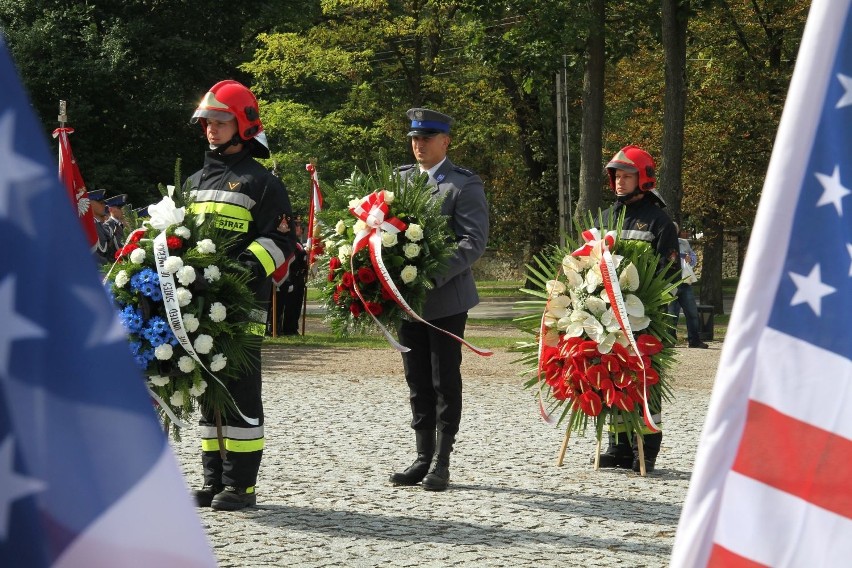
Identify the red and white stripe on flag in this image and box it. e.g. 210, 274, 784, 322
671, 1, 852, 566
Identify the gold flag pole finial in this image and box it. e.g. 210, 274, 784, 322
58, 100, 67, 127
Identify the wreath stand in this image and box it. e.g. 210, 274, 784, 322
554, 411, 648, 477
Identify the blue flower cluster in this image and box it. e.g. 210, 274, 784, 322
129, 341, 154, 368
142, 316, 178, 348
119, 305, 144, 333
130, 268, 163, 301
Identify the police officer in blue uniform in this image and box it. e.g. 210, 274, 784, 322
88, 189, 120, 264
390, 108, 489, 491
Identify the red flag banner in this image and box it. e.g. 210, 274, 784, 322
671, 1, 852, 566
52, 126, 97, 247
306, 162, 324, 267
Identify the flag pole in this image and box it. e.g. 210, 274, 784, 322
58, 99, 67, 127
301, 159, 322, 336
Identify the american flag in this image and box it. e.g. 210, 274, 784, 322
0, 37, 215, 567
671, 1, 852, 566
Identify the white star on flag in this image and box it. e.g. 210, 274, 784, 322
814, 164, 850, 215
0, 436, 46, 540
847, 243, 852, 276
837, 73, 852, 108
0, 111, 47, 219
788, 264, 836, 316
0, 276, 45, 377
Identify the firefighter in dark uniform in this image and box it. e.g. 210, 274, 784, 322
597, 145, 679, 474
187, 80, 296, 510
389, 108, 489, 491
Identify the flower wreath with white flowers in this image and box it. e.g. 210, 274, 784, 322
514, 212, 681, 445
104, 163, 261, 439
316, 161, 455, 341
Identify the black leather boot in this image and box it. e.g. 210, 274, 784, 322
594, 433, 633, 468
390, 430, 435, 486
633, 432, 662, 473
422, 432, 454, 491
193, 483, 223, 507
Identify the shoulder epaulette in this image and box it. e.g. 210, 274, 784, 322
452, 166, 475, 176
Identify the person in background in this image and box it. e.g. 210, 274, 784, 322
88, 189, 119, 264
187, 79, 296, 511
668, 223, 708, 349
104, 193, 129, 249
596, 145, 679, 474
389, 108, 489, 492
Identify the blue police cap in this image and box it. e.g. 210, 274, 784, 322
104, 194, 127, 208
407, 108, 454, 137
87, 188, 106, 201
133, 206, 149, 218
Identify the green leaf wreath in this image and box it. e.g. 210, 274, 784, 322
316, 160, 454, 337
514, 211, 681, 444
104, 161, 261, 439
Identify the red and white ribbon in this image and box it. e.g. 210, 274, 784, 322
348, 191, 492, 356
573, 235, 661, 433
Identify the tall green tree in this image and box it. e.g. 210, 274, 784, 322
1, 0, 304, 206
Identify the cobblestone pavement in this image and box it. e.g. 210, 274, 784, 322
172, 341, 720, 568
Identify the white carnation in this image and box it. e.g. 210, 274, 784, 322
203, 265, 221, 283
177, 356, 196, 373
149, 374, 170, 387
163, 256, 183, 274
382, 190, 394, 204
400, 265, 418, 284
210, 353, 227, 372
182, 313, 200, 333
176, 265, 196, 286
196, 238, 216, 254
335, 220, 347, 235
130, 248, 146, 264
114, 270, 129, 288
193, 334, 214, 354
174, 226, 191, 239
209, 302, 227, 322
381, 232, 398, 247
176, 287, 193, 307
154, 343, 174, 361
169, 390, 184, 406
404, 223, 424, 242
188, 380, 208, 397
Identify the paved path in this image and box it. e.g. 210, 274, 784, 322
172, 343, 720, 567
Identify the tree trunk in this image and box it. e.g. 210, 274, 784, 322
575, 0, 605, 223
700, 215, 725, 313
659, 0, 689, 225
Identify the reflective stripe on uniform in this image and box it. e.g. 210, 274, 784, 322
609, 413, 662, 435
200, 424, 265, 453
621, 228, 655, 242
247, 237, 287, 276
188, 202, 254, 233
194, 189, 257, 210
201, 437, 265, 452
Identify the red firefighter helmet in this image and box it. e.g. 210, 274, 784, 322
190, 80, 269, 158
606, 145, 656, 191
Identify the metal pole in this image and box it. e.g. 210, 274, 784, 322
555, 71, 566, 248
563, 55, 573, 238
